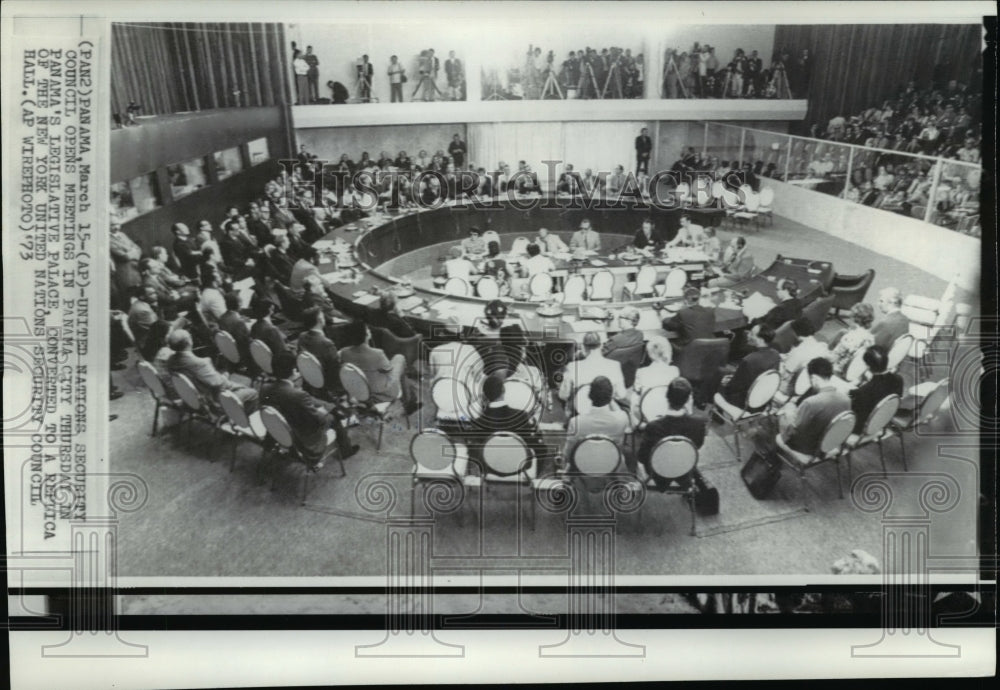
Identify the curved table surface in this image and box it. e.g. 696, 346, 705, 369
317, 198, 833, 341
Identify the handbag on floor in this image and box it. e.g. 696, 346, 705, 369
741, 450, 782, 499
692, 470, 719, 516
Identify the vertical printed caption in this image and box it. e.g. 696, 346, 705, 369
4, 35, 148, 656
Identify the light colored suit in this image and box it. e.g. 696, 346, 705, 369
570, 229, 601, 251
563, 405, 629, 459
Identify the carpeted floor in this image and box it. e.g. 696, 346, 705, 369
110, 213, 980, 578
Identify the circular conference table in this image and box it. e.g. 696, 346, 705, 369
315, 197, 833, 343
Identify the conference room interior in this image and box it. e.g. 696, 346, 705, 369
108, 20, 986, 579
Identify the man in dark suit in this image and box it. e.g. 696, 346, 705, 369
249, 299, 289, 360
165, 328, 258, 411
370, 292, 416, 338
266, 236, 296, 285
719, 323, 780, 410
603, 307, 644, 357
217, 291, 252, 365
464, 374, 550, 468
849, 345, 904, 433
780, 357, 850, 455
219, 220, 256, 279
339, 320, 419, 415
296, 307, 343, 397
171, 223, 200, 279
633, 217, 665, 250
663, 287, 717, 349
754, 278, 802, 330
247, 204, 273, 247
871, 287, 910, 350
262, 352, 359, 465
633, 377, 706, 490
635, 127, 653, 175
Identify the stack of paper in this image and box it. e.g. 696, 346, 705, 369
741, 291, 777, 320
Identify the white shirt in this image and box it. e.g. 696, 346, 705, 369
781, 336, 832, 391
538, 234, 568, 254
559, 351, 627, 402
668, 223, 705, 247
524, 254, 555, 277
445, 257, 474, 280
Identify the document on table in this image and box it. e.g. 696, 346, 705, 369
741, 291, 777, 320
352, 293, 381, 306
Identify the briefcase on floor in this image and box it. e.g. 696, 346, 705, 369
740, 450, 782, 499
692, 470, 719, 516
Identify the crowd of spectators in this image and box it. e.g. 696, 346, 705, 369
291, 42, 466, 105
662, 43, 809, 99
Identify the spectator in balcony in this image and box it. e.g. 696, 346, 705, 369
304, 46, 320, 104
635, 127, 653, 175
808, 152, 835, 178
445, 50, 464, 101
292, 50, 310, 106
387, 55, 406, 103
956, 136, 981, 164
357, 55, 374, 102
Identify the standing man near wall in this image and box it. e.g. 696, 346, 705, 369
635, 127, 652, 175
292, 49, 310, 105
445, 51, 464, 101
387, 55, 406, 103
304, 46, 320, 104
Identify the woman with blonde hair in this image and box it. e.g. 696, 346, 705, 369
830, 301, 876, 375
629, 335, 680, 427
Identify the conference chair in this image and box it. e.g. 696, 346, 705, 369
564, 434, 628, 516
136, 361, 184, 437
217, 390, 268, 472
409, 428, 470, 520
771, 320, 798, 354
465, 431, 539, 530
732, 192, 762, 230
801, 294, 836, 333
371, 326, 423, 375
170, 372, 222, 444
504, 377, 543, 420
443, 276, 471, 296
430, 375, 479, 424
886, 333, 915, 374
623, 265, 658, 299
630, 384, 671, 453
676, 337, 730, 406
476, 276, 501, 299
757, 187, 775, 226
509, 237, 530, 256
772, 366, 812, 406
214, 330, 247, 375
588, 270, 615, 301
560, 274, 587, 303
338, 362, 410, 451
775, 410, 856, 511
885, 379, 949, 472
659, 267, 688, 298
829, 269, 875, 323
711, 369, 781, 463
635, 436, 700, 536
843, 394, 901, 479
722, 187, 742, 227
481, 230, 501, 249
249, 339, 276, 390
528, 272, 554, 301
843, 347, 869, 385
259, 405, 343, 505
295, 350, 333, 400
605, 341, 646, 390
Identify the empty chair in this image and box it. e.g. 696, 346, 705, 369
801, 294, 836, 333
885, 379, 949, 471
259, 405, 342, 504
757, 187, 775, 225
659, 267, 688, 298
137, 361, 183, 437
588, 270, 615, 301
217, 390, 267, 472
843, 394, 901, 479
528, 272, 554, 301
466, 431, 538, 530
623, 265, 658, 299
775, 410, 856, 511
338, 362, 410, 450
732, 192, 762, 230
636, 436, 700, 536
560, 274, 588, 303
830, 270, 875, 323
476, 276, 501, 299
409, 428, 470, 518
444, 276, 470, 296
711, 369, 781, 462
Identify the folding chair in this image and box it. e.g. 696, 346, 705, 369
843, 394, 901, 478
339, 362, 410, 450
465, 431, 538, 530
775, 410, 856, 511
259, 405, 343, 504
636, 436, 700, 536
711, 369, 781, 462
217, 390, 268, 472
409, 428, 470, 519
137, 361, 183, 437
170, 372, 222, 444
249, 339, 275, 390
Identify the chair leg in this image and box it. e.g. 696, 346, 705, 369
734, 425, 742, 462
301, 468, 310, 505
877, 440, 888, 476
898, 433, 908, 472
411, 481, 417, 519
846, 452, 853, 491
834, 458, 843, 499
377, 419, 384, 450
151, 404, 160, 437
799, 471, 810, 512
688, 493, 696, 536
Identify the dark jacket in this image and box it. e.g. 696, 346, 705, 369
637, 413, 706, 490
250, 318, 289, 359
371, 309, 416, 339
849, 372, 904, 434
633, 225, 666, 250
755, 297, 802, 330
218, 310, 252, 363
261, 379, 332, 462
722, 346, 781, 409
297, 328, 342, 393
664, 305, 717, 347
